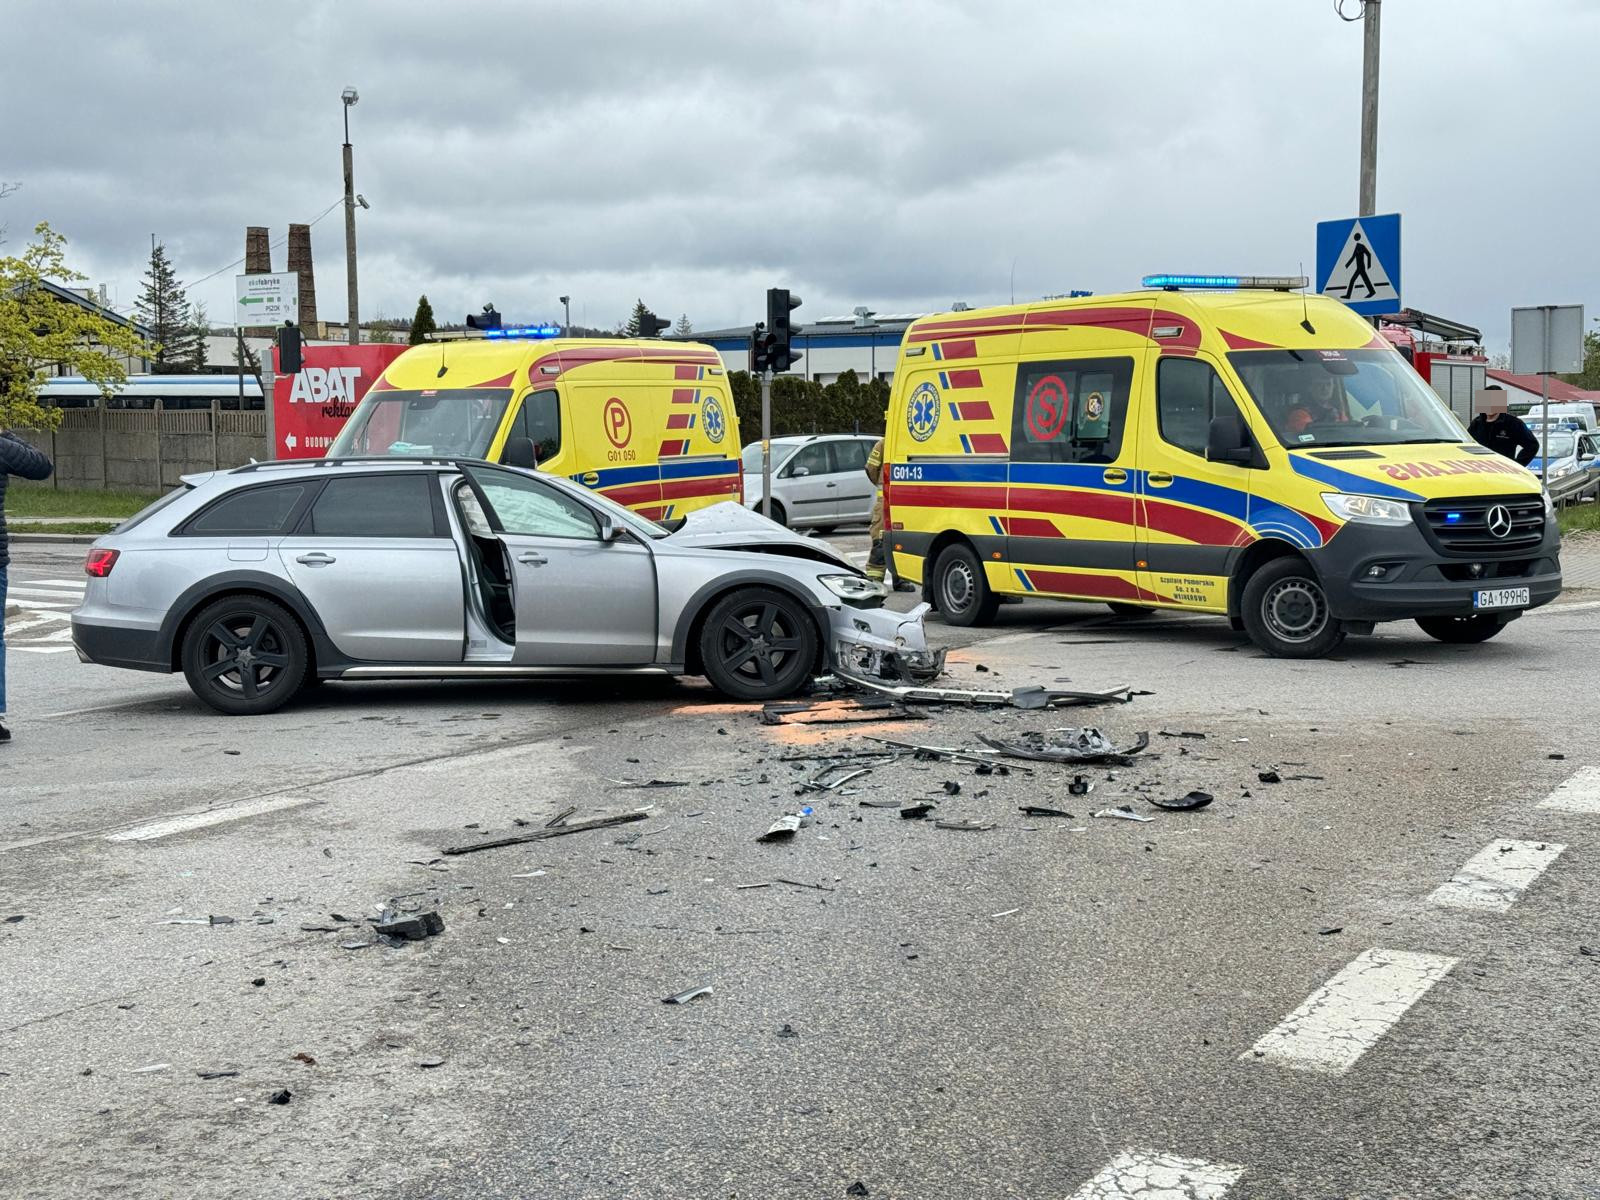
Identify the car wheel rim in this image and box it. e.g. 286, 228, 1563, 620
1262, 578, 1327, 643
942, 560, 976, 614
200, 614, 291, 700
716, 602, 805, 687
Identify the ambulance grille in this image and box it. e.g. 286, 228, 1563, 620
1421, 495, 1546, 553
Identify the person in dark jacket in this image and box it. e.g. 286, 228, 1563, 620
1, 430, 56, 742
1471, 402, 1540, 467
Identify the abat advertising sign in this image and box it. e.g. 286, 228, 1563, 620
271, 344, 408, 457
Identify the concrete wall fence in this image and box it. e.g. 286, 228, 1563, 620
12, 405, 269, 493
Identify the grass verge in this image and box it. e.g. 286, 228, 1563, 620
8, 520, 120, 536
1558, 501, 1600, 537
4, 486, 162, 519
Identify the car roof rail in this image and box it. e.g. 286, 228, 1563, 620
230, 455, 467, 474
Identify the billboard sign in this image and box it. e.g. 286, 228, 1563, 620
235, 272, 300, 327
271, 343, 407, 458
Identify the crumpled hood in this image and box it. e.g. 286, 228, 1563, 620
663, 501, 858, 571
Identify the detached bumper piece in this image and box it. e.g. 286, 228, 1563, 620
834, 672, 1137, 710
827, 602, 947, 684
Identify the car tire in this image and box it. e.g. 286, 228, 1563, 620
698, 587, 819, 701
933, 543, 1000, 627
181, 594, 309, 715
1415, 614, 1508, 644
764, 501, 788, 528
1239, 557, 1346, 658
813, 524, 835, 536
1106, 602, 1154, 618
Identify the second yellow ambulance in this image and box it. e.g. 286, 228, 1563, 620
883, 278, 1562, 657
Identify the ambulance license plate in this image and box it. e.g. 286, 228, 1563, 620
1474, 587, 1529, 610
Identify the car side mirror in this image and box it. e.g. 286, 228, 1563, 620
503, 436, 539, 470
598, 514, 622, 543
1205, 415, 1254, 465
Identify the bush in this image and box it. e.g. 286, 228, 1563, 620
728, 369, 888, 445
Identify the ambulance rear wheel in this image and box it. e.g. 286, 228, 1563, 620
1240, 557, 1345, 659
1107, 603, 1154, 618
934, 544, 999, 627
1415, 614, 1508, 644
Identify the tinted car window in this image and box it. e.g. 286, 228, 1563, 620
1011, 357, 1135, 464
509, 389, 561, 464
185, 483, 308, 536
1157, 358, 1246, 457
832, 439, 870, 473
786, 444, 831, 477
304, 475, 437, 538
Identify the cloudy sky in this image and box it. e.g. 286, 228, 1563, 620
4, 0, 1596, 350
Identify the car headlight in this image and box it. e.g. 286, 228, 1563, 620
1321, 492, 1413, 526
1548, 462, 1575, 480
1543, 491, 1557, 518
820, 574, 889, 602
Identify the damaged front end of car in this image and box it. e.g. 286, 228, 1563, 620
826, 601, 947, 684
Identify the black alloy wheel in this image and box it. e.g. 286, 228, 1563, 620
181, 595, 309, 715
698, 587, 818, 700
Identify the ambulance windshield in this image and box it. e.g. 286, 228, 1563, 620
328, 388, 513, 459
1226, 349, 1466, 449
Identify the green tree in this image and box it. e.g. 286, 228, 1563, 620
673, 313, 693, 337
1559, 330, 1600, 390
0, 222, 149, 429
135, 240, 197, 371
187, 302, 211, 373
409, 293, 437, 345
624, 299, 649, 337
368, 313, 397, 344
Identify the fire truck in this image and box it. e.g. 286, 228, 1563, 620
1378, 308, 1487, 424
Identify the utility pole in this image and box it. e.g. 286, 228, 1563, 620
1358, 0, 1381, 215
341, 87, 361, 345
560, 295, 571, 336
761, 368, 774, 520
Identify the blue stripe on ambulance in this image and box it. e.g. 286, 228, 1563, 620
1288, 454, 1423, 502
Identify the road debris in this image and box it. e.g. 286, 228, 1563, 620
545, 806, 577, 827
291, 1053, 316, 1066
864, 737, 1033, 773
372, 910, 445, 941
762, 697, 917, 726
1159, 730, 1207, 739
978, 728, 1150, 764
846, 1183, 871, 1197
662, 983, 713, 1005
418, 1056, 446, 1068
1319, 926, 1344, 936
936, 818, 995, 832
129, 1063, 171, 1074
991, 908, 1021, 918
774, 878, 835, 891
899, 802, 936, 820
1149, 790, 1214, 811
777, 1024, 799, 1038
1257, 770, 1282, 784
758, 808, 813, 843
196, 1070, 239, 1080
802, 764, 875, 793
443, 810, 648, 855
1068, 775, 1093, 796
1018, 805, 1075, 818
837, 673, 1135, 709
1092, 806, 1154, 823
267, 1089, 291, 1105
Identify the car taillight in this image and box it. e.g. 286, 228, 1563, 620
84, 548, 119, 578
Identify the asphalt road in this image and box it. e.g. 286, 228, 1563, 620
3, 539, 1598, 1200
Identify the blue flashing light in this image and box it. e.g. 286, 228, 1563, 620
1445, 512, 1463, 523
1143, 274, 1242, 289
485, 324, 562, 340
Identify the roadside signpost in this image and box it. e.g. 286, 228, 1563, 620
1316, 213, 1401, 316
1511, 304, 1586, 485
235, 272, 300, 328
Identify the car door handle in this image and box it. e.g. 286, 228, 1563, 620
1147, 472, 1174, 488
825, 481, 838, 487
295, 552, 336, 566
517, 551, 548, 566
1103, 468, 1128, 485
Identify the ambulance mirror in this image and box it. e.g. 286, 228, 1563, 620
503, 436, 538, 470
1205, 415, 1252, 464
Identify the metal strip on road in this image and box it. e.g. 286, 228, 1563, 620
104, 795, 320, 842
1243, 947, 1457, 1076
1539, 767, 1600, 814
1428, 839, 1566, 912
1066, 1148, 1244, 1199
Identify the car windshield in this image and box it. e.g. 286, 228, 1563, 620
1538, 432, 1578, 459
328, 388, 513, 458
741, 442, 798, 472
1227, 349, 1466, 448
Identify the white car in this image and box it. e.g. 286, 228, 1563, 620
740, 435, 879, 531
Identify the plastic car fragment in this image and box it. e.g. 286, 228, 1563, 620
977, 729, 1150, 764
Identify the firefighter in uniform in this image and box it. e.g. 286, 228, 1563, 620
864, 437, 886, 582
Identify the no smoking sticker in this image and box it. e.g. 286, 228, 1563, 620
1025, 375, 1070, 442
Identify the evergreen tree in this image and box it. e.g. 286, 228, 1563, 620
186, 303, 210, 373
409, 293, 437, 345
135, 240, 197, 371
673, 313, 693, 337
625, 299, 649, 337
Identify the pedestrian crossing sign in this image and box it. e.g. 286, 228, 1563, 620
1316, 212, 1401, 316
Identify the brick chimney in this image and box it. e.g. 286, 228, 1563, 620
242, 227, 274, 337
286, 224, 319, 336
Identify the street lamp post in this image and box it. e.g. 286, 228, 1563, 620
341, 86, 360, 345
560, 295, 571, 336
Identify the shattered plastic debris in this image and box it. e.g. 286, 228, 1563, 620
836, 673, 1134, 709
129, 1063, 171, 1074
1018, 805, 1075, 818
847, 1184, 871, 1197
372, 911, 445, 941
1092, 806, 1154, 823
935, 819, 995, 832
978, 728, 1150, 764
1159, 730, 1207, 739
443, 810, 648, 855
899, 802, 936, 820
662, 983, 713, 1005
762, 698, 916, 726
1258, 770, 1282, 784
267, 1089, 291, 1105
196, 1070, 239, 1080
757, 809, 813, 843
1067, 775, 1093, 796
1148, 790, 1214, 811
417, 1056, 446, 1069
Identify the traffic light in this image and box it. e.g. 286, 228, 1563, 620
637, 309, 670, 338
766, 288, 803, 371
748, 322, 770, 374
277, 321, 302, 374
467, 304, 502, 331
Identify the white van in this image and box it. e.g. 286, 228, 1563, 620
1512, 401, 1597, 433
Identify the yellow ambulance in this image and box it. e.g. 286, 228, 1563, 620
328, 331, 742, 522
883, 278, 1562, 657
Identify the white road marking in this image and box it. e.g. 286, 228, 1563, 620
104, 795, 319, 843
5, 598, 74, 610
1526, 598, 1600, 617
10, 645, 73, 654
1428, 839, 1566, 912
1067, 1148, 1244, 1199
1539, 767, 1600, 814
1244, 947, 1457, 1075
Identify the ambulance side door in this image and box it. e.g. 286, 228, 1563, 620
1136, 353, 1255, 612
1005, 355, 1142, 597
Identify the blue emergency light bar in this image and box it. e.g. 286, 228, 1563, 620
1141, 274, 1309, 291
484, 324, 563, 340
